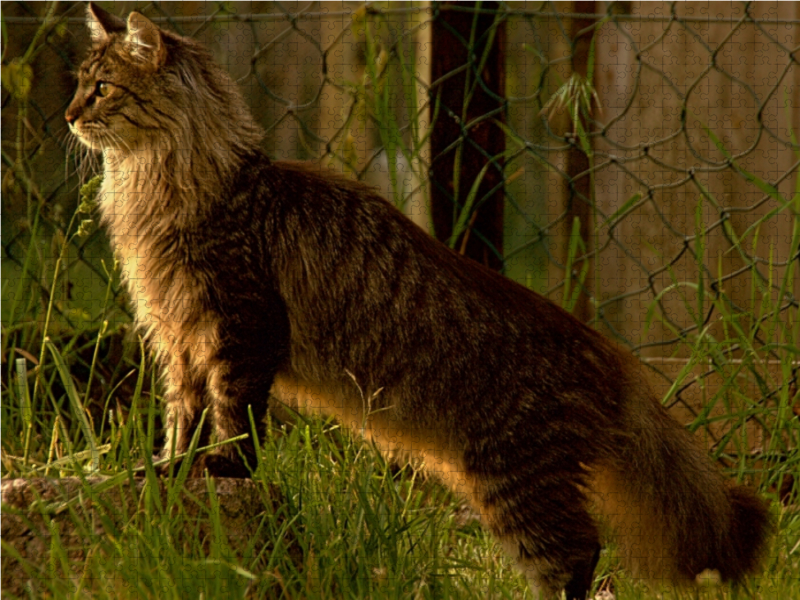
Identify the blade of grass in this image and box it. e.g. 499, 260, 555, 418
563, 216, 589, 313
600, 192, 642, 230
37, 431, 248, 516
15, 357, 34, 465
167, 407, 210, 511
44, 338, 101, 473
448, 149, 513, 249
699, 118, 796, 241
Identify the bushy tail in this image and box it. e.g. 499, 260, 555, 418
591, 382, 771, 586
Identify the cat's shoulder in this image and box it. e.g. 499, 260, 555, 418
271, 159, 381, 196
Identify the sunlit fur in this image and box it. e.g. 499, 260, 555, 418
67, 5, 771, 599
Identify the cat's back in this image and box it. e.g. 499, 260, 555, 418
245, 157, 617, 370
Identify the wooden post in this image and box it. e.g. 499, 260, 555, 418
562, 1, 597, 322
429, 1, 506, 271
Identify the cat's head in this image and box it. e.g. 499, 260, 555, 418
65, 4, 170, 152
65, 3, 260, 158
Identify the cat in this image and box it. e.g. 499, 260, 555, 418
66, 4, 770, 599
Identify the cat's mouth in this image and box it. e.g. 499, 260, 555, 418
69, 122, 103, 151
69, 121, 129, 152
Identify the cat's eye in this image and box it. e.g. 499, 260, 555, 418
96, 81, 112, 97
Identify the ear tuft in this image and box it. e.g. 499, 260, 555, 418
86, 2, 126, 44
125, 12, 164, 66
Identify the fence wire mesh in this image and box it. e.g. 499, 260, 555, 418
3, 1, 799, 471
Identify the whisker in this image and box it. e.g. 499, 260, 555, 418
106, 129, 133, 155
61, 131, 74, 185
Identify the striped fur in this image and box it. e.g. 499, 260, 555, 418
66, 5, 771, 598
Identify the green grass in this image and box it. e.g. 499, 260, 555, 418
1, 320, 799, 599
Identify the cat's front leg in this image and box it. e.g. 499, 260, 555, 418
185, 301, 290, 478
155, 349, 213, 476
180, 285, 292, 478
197, 345, 279, 478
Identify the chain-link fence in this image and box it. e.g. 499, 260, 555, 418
3, 2, 799, 481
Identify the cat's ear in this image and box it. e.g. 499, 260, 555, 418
86, 3, 125, 44
125, 12, 165, 67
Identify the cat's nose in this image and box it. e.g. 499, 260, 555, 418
65, 106, 80, 125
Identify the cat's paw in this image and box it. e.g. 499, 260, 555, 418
136, 453, 251, 478
186, 453, 253, 479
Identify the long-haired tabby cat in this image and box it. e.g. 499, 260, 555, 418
66, 4, 770, 598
